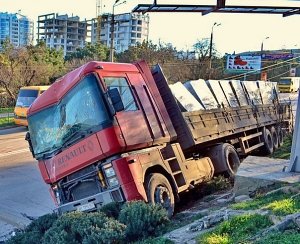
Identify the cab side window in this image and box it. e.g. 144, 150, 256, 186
104, 77, 138, 111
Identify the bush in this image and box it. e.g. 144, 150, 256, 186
7, 213, 58, 244
99, 202, 123, 219
118, 201, 169, 242
42, 211, 126, 244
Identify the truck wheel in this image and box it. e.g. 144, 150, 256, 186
277, 126, 284, 147
271, 126, 279, 150
145, 173, 175, 217
206, 143, 240, 178
261, 128, 274, 155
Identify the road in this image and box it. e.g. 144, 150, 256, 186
0, 127, 55, 242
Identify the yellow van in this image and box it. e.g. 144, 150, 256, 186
277, 77, 300, 93
14, 86, 50, 126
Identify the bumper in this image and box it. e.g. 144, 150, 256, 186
57, 187, 124, 214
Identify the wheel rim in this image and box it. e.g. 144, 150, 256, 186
154, 186, 171, 209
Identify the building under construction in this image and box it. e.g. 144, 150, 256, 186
91, 12, 149, 53
37, 13, 91, 56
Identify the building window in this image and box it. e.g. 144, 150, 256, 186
137, 20, 142, 25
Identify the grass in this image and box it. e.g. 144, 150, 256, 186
232, 190, 300, 216
255, 230, 300, 244
264, 196, 300, 216
0, 117, 14, 127
272, 135, 293, 159
231, 191, 292, 211
0, 107, 14, 113
196, 214, 272, 244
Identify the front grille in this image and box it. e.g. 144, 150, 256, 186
71, 180, 100, 201
59, 165, 103, 203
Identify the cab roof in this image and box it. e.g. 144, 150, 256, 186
28, 61, 139, 115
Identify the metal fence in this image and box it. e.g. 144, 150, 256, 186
0, 108, 14, 126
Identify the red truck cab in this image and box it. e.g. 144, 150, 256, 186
26, 61, 179, 214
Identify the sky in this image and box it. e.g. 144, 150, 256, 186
1, 0, 300, 55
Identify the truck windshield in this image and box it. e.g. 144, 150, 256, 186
28, 74, 111, 158
16, 89, 39, 107
279, 79, 291, 85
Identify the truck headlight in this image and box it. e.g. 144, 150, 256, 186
103, 164, 119, 187
108, 177, 119, 187
103, 165, 116, 178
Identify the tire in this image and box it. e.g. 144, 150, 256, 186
206, 143, 240, 178
277, 126, 284, 147
145, 173, 175, 217
270, 126, 279, 150
261, 128, 274, 155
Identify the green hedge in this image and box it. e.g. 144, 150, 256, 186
119, 201, 169, 242
7, 201, 170, 244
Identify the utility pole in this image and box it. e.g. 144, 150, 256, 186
209, 22, 221, 77
110, 0, 126, 62
260, 37, 269, 80
260, 36, 269, 55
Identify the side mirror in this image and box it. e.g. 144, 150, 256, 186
108, 88, 124, 112
25, 131, 35, 158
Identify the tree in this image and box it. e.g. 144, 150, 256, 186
0, 41, 64, 103
191, 38, 223, 80
116, 40, 177, 66
64, 43, 110, 73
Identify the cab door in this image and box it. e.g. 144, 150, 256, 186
100, 72, 153, 150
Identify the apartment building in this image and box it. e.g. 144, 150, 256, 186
91, 13, 150, 53
0, 12, 34, 48
37, 13, 91, 56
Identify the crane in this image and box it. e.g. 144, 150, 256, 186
96, 0, 103, 43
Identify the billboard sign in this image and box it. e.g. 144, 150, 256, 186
261, 53, 293, 60
226, 55, 261, 73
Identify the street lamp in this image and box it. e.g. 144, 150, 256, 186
110, 0, 126, 62
260, 36, 269, 54
209, 22, 221, 70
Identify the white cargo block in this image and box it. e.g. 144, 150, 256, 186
207, 80, 229, 107
258, 81, 276, 104
169, 82, 204, 111
184, 79, 219, 110
219, 80, 239, 107
230, 80, 248, 106
242, 80, 262, 105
